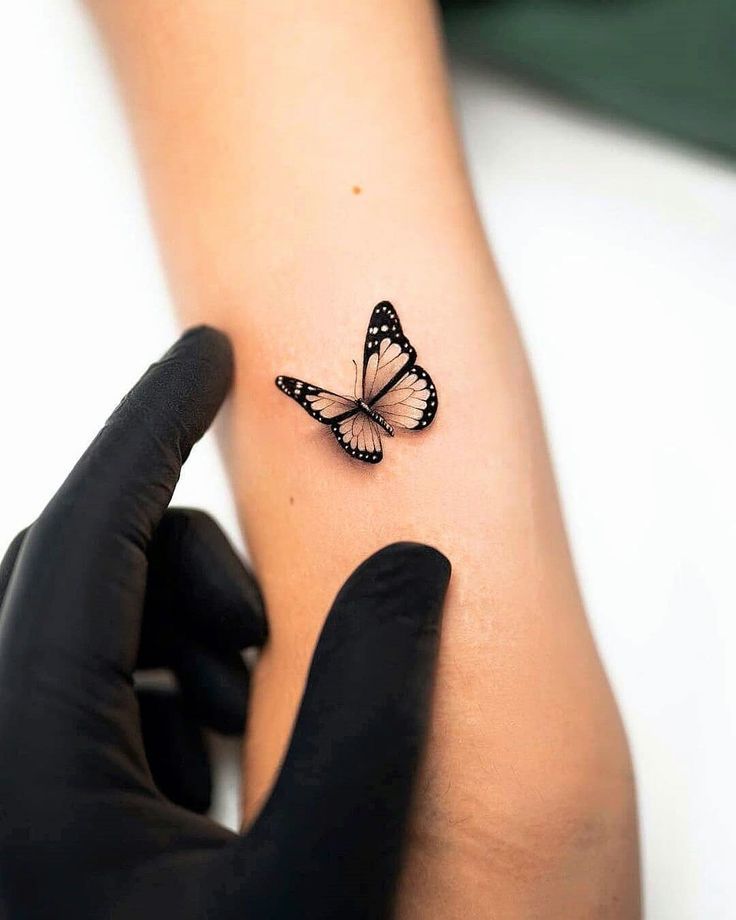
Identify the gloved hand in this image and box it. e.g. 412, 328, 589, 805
0, 328, 451, 920
1, 505, 267, 819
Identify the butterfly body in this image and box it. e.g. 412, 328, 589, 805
276, 302, 437, 464
355, 399, 395, 436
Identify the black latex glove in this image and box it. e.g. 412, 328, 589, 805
0, 506, 266, 818
134, 505, 268, 814
0, 328, 450, 920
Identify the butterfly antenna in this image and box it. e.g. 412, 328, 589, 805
352, 359, 359, 399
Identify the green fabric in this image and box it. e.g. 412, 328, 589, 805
442, 0, 736, 159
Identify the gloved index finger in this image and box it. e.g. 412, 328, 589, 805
53, 325, 234, 552
0, 327, 233, 681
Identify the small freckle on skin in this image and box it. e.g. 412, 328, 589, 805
352, 185, 362, 195
289, 496, 295, 506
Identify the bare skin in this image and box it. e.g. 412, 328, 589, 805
86, 1, 640, 915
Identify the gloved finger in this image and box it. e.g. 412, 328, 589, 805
0, 327, 233, 684
138, 685, 212, 815
140, 629, 252, 736
0, 528, 29, 611
136, 508, 262, 735
234, 542, 450, 920
139, 508, 267, 669
171, 639, 251, 735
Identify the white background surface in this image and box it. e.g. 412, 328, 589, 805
1, 5, 735, 918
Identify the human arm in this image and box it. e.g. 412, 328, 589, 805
85, 2, 641, 915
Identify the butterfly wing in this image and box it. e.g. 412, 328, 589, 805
275, 375, 357, 424
362, 302, 417, 405
331, 412, 383, 463
372, 364, 437, 430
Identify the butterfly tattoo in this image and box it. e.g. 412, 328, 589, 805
275, 301, 438, 464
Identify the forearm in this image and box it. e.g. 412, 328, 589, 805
88, 1, 639, 915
